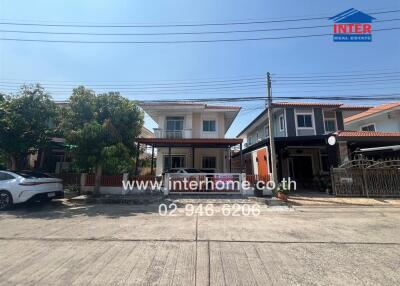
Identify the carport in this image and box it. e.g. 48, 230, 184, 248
134, 138, 244, 175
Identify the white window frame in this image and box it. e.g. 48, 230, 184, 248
279, 114, 285, 132
360, 123, 376, 132
202, 119, 216, 132
322, 110, 337, 133
294, 110, 315, 135
201, 114, 218, 138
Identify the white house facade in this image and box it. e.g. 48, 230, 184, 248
138, 102, 242, 176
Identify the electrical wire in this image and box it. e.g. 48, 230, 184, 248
0, 27, 398, 44
0, 9, 397, 28
0, 18, 398, 37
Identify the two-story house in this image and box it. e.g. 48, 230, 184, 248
137, 102, 242, 176
235, 102, 384, 187
344, 102, 400, 132
236, 101, 400, 188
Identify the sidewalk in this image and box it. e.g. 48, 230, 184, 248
288, 192, 400, 207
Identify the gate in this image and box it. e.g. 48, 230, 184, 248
332, 158, 400, 197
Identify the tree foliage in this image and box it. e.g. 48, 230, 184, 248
62, 86, 143, 193
0, 85, 57, 169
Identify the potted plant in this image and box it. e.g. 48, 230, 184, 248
274, 183, 291, 201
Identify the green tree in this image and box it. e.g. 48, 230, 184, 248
0, 85, 57, 169
63, 86, 143, 195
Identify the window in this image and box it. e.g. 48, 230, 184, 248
166, 117, 184, 131
202, 156, 216, 169
279, 115, 285, 131
323, 111, 336, 133
203, 120, 216, 132
324, 120, 336, 132
256, 132, 259, 142
166, 116, 184, 138
264, 126, 269, 138
164, 155, 185, 170
0, 172, 14, 181
297, 114, 313, 128
361, 124, 375, 131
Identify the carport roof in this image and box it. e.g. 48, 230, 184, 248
135, 138, 242, 148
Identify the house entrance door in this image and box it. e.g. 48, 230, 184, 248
288, 155, 314, 188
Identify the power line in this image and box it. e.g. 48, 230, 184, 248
0, 27, 398, 44
0, 9, 397, 28
275, 77, 400, 84
2, 69, 398, 86
138, 93, 400, 103
274, 71, 400, 79
0, 18, 398, 37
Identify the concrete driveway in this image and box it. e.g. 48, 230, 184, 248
0, 201, 400, 285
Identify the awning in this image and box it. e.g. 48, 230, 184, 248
135, 138, 242, 148
356, 145, 400, 153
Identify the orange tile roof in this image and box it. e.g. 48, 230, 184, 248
335, 130, 400, 137
272, 102, 342, 108
340, 105, 372, 110
344, 102, 400, 123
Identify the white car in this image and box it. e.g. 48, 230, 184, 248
0, 170, 64, 210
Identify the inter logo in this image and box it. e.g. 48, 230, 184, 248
330, 8, 375, 42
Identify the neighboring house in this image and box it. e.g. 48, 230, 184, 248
137, 102, 242, 175
30, 126, 154, 174
235, 102, 400, 188
344, 102, 400, 132
236, 102, 348, 186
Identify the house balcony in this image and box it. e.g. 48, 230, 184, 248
154, 128, 192, 139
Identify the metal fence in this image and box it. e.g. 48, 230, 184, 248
332, 162, 400, 197
166, 173, 243, 193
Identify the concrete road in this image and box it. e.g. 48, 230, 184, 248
0, 201, 399, 285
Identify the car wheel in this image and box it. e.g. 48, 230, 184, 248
0, 190, 13, 210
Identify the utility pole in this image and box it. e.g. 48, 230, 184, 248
267, 72, 278, 186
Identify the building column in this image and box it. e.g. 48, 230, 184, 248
150, 145, 155, 175
328, 144, 339, 168
229, 147, 232, 172
192, 147, 195, 168
134, 142, 140, 175
240, 143, 243, 173
168, 146, 172, 170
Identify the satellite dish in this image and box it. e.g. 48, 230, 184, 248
328, 136, 337, 146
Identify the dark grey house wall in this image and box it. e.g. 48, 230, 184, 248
336, 111, 345, 130
285, 108, 296, 137
314, 108, 325, 135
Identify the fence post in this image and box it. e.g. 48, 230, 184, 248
80, 173, 87, 194
122, 173, 129, 195
330, 167, 336, 196
163, 174, 170, 196
240, 173, 246, 195
362, 168, 369, 198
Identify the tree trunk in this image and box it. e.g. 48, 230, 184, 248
93, 165, 102, 197
10, 155, 17, 170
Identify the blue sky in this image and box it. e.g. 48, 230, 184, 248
0, 0, 399, 137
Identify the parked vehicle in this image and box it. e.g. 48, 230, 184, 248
0, 170, 64, 210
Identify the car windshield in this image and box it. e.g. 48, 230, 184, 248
13, 171, 53, 179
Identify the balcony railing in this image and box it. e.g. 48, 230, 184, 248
154, 129, 192, 139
